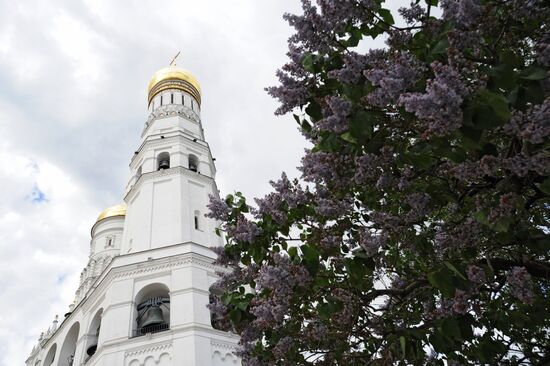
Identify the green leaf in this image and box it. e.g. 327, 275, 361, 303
400, 336, 407, 356
225, 194, 234, 206
427, 268, 455, 297
229, 308, 242, 324
538, 177, 550, 194
458, 316, 474, 340
441, 318, 461, 340
288, 246, 298, 259
302, 53, 315, 73
471, 90, 511, 129
237, 300, 249, 311
473, 209, 489, 225
444, 261, 467, 281
347, 27, 362, 47
340, 132, 357, 144
520, 65, 547, 80
479, 338, 507, 361
378, 8, 395, 25
430, 38, 449, 55
305, 101, 323, 121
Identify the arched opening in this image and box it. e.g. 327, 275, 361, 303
136, 165, 142, 178
194, 210, 200, 230
157, 152, 170, 171
84, 309, 102, 361
133, 283, 170, 337
42, 343, 56, 366
59, 322, 79, 366
188, 154, 198, 172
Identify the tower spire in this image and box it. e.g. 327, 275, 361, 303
169, 51, 180, 66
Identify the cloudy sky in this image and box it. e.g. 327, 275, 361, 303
0, 0, 311, 364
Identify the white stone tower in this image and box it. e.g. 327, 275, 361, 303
26, 65, 241, 366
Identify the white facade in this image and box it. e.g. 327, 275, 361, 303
26, 67, 241, 366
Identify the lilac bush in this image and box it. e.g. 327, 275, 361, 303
209, 0, 550, 364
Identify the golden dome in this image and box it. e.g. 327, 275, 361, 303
95, 204, 126, 224
147, 66, 201, 106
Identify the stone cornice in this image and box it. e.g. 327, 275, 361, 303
112, 253, 220, 280
144, 104, 200, 134
124, 166, 216, 202
130, 132, 211, 168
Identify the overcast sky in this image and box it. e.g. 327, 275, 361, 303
0, 0, 311, 364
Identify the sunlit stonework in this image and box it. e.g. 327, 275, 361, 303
26, 65, 240, 366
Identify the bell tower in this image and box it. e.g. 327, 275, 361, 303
121, 65, 221, 253
25, 64, 240, 366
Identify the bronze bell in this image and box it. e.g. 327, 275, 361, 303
140, 306, 164, 327
158, 159, 170, 170
86, 344, 97, 356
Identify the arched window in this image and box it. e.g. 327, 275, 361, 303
188, 154, 198, 172
59, 322, 79, 366
133, 283, 170, 337
84, 309, 102, 361
194, 210, 200, 230
157, 152, 170, 171
43, 344, 57, 366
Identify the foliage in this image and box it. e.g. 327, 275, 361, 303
207, 0, 550, 364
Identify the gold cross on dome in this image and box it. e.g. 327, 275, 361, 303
169, 51, 181, 66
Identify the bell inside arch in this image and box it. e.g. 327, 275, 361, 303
158, 158, 170, 170
139, 305, 165, 327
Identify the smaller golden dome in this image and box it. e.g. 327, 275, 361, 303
96, 204, 126, 224
147, 66, 201, 106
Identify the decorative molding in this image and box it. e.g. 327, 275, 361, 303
125, 166, 215, 202
211, 340, 238, 351
130, 132, 210, 168
112, 254, 220, 280
148, 79, 201, 105
124, 342, 173, 358
146, 104, 200, 125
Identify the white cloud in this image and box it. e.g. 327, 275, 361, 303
0, 144, 98, 365
0, 1, 311, 364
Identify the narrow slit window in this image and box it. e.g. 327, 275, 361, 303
160, 95, 163, 106
181, 95, 184, 105
171, 93, 174, 104
194, 210, 200, 230
191, 100, 194, 111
